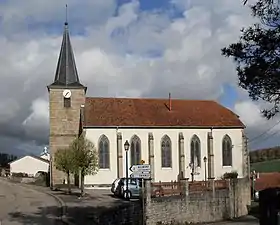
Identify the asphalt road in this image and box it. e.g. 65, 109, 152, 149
0, 179, 63, 225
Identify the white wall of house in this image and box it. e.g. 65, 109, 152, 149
84, 128, 244, 185
9, 156, 49, 177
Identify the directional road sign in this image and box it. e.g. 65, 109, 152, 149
130, 164, 151, 172
130, 164, 151, 179
130, 172, 151, 179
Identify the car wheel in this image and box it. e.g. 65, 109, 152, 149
120, 186, 124, 195
124, 190, 132, 200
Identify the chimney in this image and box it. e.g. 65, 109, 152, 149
169, 92, 172, 111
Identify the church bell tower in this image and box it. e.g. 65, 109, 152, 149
47, 17, 86, 189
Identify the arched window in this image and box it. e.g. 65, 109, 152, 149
161, 135, 172, 168
190, 135, 201, 167
130, 135, 141, 166
98, 135, 110, 169
222, 135, 232, 166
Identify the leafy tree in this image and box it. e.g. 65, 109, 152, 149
222, 0, 280, 119
70, 135, 99, 197
250, 151, 258, 163
0, 153, 17, 168
256, 150, 262, 162
54, 148, 75, 194
267, 148, 276, 160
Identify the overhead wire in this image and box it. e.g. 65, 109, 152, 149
234, 119, 280, 148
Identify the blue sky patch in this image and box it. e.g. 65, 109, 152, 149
219, 84, 238, 109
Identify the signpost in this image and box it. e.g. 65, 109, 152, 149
130, 164, 151, 179
130, 163, 150, 225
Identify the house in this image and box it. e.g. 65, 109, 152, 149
9, 155, 49, 177
47, 21, 250, 188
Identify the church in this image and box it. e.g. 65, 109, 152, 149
47, 21, 249, 188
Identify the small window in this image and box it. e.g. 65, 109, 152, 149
98, 135, 110, 169
190, 135, 201, 167
161, 135, 172, 168
222, 135, 232, 166
64, 98, 71, 108
130, 135, 141, 166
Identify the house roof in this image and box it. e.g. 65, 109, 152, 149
84, 97, 245, 128
48, 22, 84, 88
254, 172, 280, 191
9, 155, 49, 164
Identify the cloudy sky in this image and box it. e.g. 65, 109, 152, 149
0, 0, 279, 156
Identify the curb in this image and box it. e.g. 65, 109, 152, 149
0, 178, 74, 225
43, 191, 69, 224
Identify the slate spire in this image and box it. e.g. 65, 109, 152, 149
49, 5, 84, 88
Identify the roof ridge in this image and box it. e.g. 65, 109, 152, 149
86, 96, 217, 102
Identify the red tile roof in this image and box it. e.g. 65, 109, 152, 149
254, 172, 280, 191
84, 97, 245, 128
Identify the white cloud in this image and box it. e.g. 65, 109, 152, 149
0, 0, 276, 153
235, 101, 265, 128
234, 100, 280, 149
22, 98, 49, 140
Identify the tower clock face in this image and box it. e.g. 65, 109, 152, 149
63, 89, 71, 98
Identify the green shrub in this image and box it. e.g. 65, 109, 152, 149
222, 171, 238, 179
34, 171, 50, 187
12, 172, 28, 177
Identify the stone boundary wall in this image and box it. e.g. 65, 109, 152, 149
145, 178, 251, 225
77, 178, 250, 225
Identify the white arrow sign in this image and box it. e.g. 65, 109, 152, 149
131, 171, 151, 179
130, 164, 151, 172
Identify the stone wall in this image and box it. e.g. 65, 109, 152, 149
89, 178, 251, 225
228, 177, 251, 218
145, 178, 251, 225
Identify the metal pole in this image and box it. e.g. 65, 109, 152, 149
126, 150, 129, 199
50, 155, 53, 190
252, 172, 255, 200
142, 178, 145, 225
204, 161, 207, 181
191, 164, 194, 182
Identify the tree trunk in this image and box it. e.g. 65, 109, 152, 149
80, 172, 85, 197
67, 171, 71, 194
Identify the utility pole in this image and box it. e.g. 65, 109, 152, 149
246, 136, 250, 177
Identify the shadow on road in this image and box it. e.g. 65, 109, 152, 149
8, 206, 62, 225
8, 196, 141, 225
